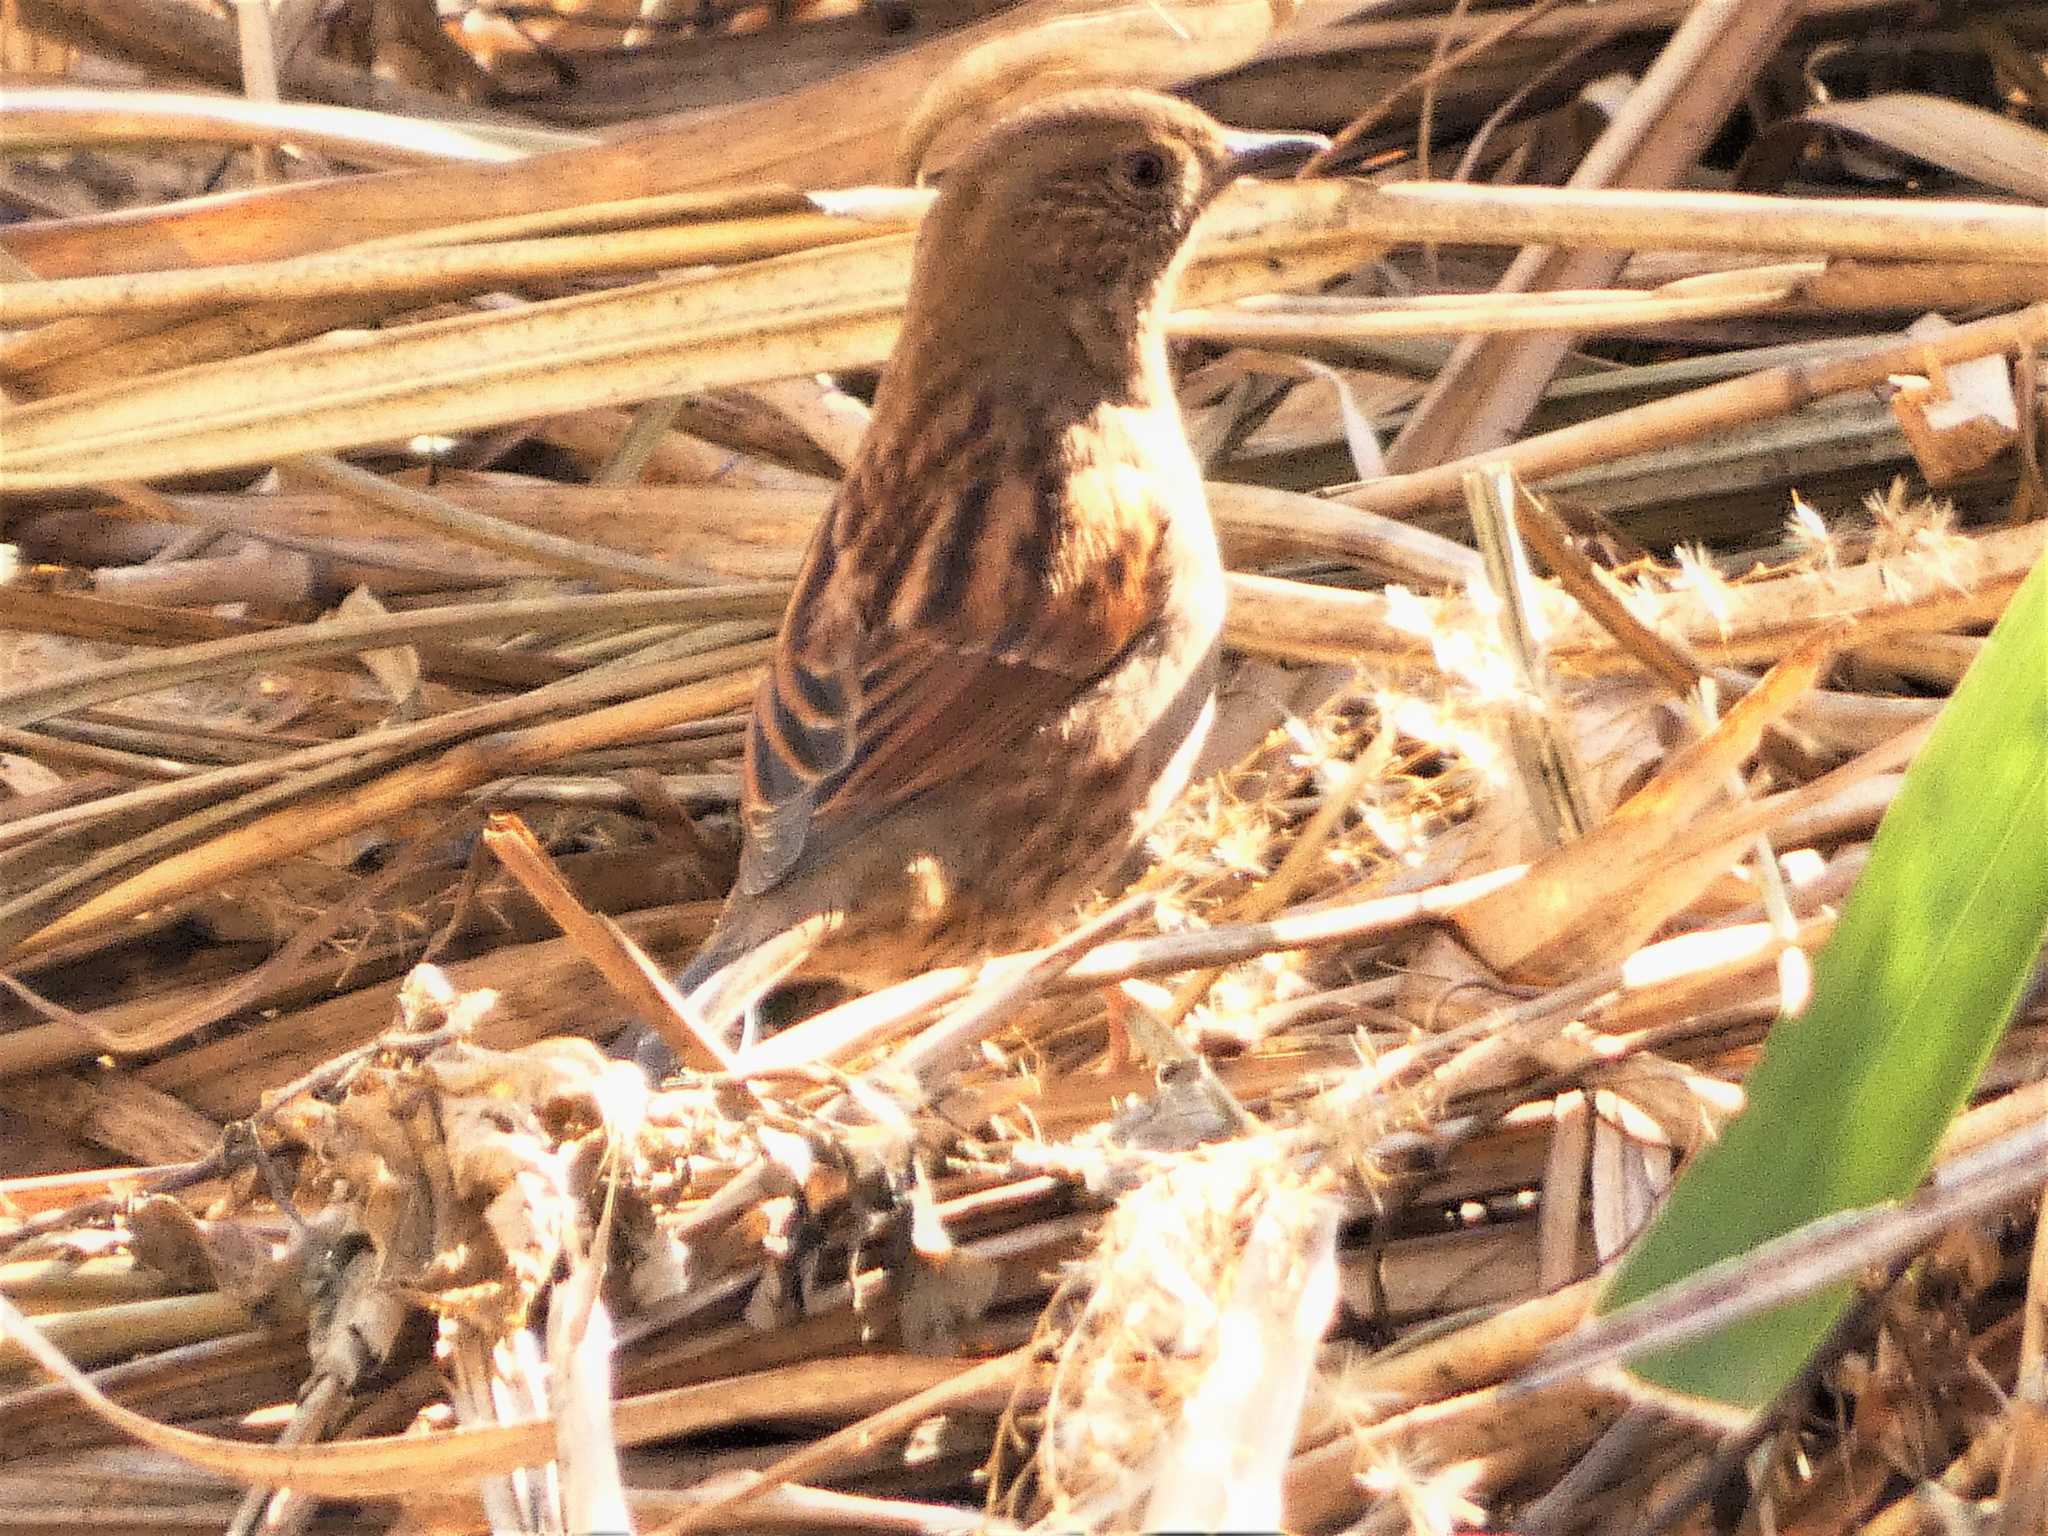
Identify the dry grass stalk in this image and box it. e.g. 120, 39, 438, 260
1, 2, 2045, 1532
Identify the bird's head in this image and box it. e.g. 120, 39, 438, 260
903, 91, 1326, 395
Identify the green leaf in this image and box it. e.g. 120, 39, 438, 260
1600, 543, 2048, 1408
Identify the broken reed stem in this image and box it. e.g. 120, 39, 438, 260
791, 891, 1159, 1092
1279, 1279, 1597, 1525
1177, 264, 2048, 341
0, 584, 581, 692
654, 1347, 1040, 1534
0, 84, 577, 165
0, 723, 192, 783
738, 864, 1526, 1081
0, 211, 903, 324
1466, 464, 1592, 846
291, 454, 736, 589
1337, 303, 2048, 519
1350, 180, 2048, 266
1507, 482, 1707, 695
480, 813, 736, 1072
1231, 517, 2043, 668
1176, 283, 1810, 341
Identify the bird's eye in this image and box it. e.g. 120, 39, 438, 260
1121, 149, 1168, 190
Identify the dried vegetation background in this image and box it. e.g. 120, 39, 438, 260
0, 0, 2045, 1533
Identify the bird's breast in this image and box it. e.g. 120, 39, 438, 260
849, 389, 1222, 667
1037, 400, 1219, 641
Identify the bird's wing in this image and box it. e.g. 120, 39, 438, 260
735, 468, 1163, 897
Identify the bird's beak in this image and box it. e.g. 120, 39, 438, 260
1219, 127, 1330, 181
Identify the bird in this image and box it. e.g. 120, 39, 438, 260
624, 91, 1327, 1073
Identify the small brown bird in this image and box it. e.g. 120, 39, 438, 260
631, 92, 1325, 1069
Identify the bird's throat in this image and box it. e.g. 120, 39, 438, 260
894, 262, 1176, 419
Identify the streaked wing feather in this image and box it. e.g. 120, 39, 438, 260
737, 399, 1171, 898
831, 636, 1090, 811
738, 627, 1107, 896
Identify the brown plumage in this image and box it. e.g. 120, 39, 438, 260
630, 91, 1325, 1069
